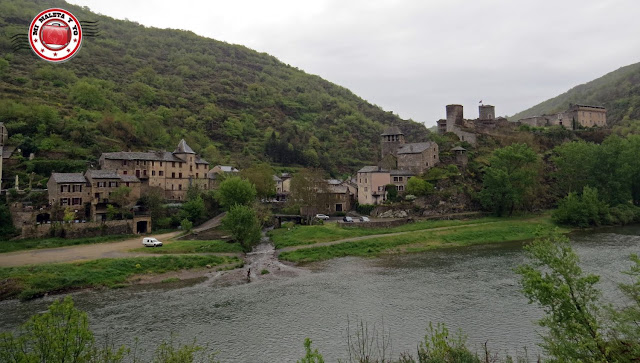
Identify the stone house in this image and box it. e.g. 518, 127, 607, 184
356, 166, 417, 205
47, 171, 141, 222
380, 127, 440, 175
85, 170, 141, 222
321, 184, 352, 213
99, 139, 209, 200
518, 104, 607, 130
47, 173, 88, 212
390, 170, 414, 193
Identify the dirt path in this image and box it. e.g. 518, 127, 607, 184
0, 231, 182, 267
191, 212, 226, 233
276, 221, 501, 253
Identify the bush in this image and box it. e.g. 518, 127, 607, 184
180, 218, 193, 231
356, 204, 376, 215
406, 177, 433, 196
552, 186, 610, 227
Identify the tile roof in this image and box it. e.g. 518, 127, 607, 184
451, 146, 467, 151
273, 175, 282, 182
326, 179, 342, 185
397, 142, 435, 154
381, 126, 404, 136
358, 166, 388, 173
50, 173, 87, 183
85, 170, 121, 179
120, 175, 141, 182
174, 139, 195, 154
390, 169, 415, 176
216, 165, 239, 173
194, 156, 209, 165
326, 185, 348, 193
2, 145, 16, 159
101, 151, 182, 162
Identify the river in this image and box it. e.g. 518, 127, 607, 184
1, 226, 639, 362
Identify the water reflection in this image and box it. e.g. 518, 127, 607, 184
1, 229, 638, 362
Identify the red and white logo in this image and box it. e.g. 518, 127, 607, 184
29, 8, 83, 63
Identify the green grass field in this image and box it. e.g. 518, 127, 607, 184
278, 215, 566, 263
268, 218, 505, 249
0, 255, 241, 301
0, 235, 134, 254
130, 239, 243, 254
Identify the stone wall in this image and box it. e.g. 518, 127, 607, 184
340, 218, 412, 229
20, 219, 132, 239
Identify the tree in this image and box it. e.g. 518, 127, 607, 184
222, 204, 261, 252
406, 177, 433, 197
479, 143, 540, 216
516, 231, 612, 362
385, 184, 398, 202
552, 186, 610, 227
182, 196, 206, 224
289, 169, 328, 221
240, 164, 276, 199
215, 176, 257, 210
552, 140, 598, 196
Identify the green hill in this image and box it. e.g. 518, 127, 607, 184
510, 61, 640, 124
0, 0, 428, 185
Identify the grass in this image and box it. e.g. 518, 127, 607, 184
267, 215, 541, 249
0, 235, 134, 254
130, 240, 243, 254
278, 215, 567, 263
0, 255, 241, 301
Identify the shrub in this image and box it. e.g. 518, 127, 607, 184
552, 187, 610, 227
356, 204, 376, 215
180, 218, 193, 231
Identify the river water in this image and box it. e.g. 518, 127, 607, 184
1, 226, 639, 362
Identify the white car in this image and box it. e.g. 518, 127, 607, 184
315, 214, 330, 220
359, 216, 370, 222
142, 237, 163, 247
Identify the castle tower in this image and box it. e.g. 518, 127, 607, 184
446, 104, 464, 132
479, 105, 495, 120
380, 126, 405, 159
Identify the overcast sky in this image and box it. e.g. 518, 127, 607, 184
68, 0, 640, 127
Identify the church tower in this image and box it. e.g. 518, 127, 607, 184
380, 126, 405, 159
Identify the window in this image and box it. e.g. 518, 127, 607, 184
179, 184, 182, 190
143, 161, 147, 166
190, 165, 193, 171
378, 186, 384, 191
61, 198, 69, 206
122, 160, 127, 166
152, 170, 156, 176
364, 187, 368, 192
109, 182, 118, 187
171, 185, 174, 190
95, 193, 100, 199
172, 162, 175, 167
126, 182, 130, 187
136, 160, 139, 165
365, 178, 368, 183
72, 185, 82, 192
123, 170, 127, 175
72, 198, 82, 205
60, 185, 66, 193
98, 182, 106, 188
398, 185, 404, 191
196, 173, 199, 178
143, 170, 147, 176
160, 162, 163, 167
196, 164, 199, 170
179, 172, 182, 178
152, 161, 155, 167
433, 155, 436, 159
159, 171, 164, 176
172, 172, 175, 178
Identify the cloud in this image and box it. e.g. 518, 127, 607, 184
69, 0, 640, 126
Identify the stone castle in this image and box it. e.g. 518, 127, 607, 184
518, 104, 607, 129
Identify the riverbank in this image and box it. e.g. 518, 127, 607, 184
0, 254, 242, 301
278, 213, 568, 263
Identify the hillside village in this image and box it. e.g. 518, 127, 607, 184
0, 100, 609, 240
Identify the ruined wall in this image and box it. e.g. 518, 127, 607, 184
20, 219, 132, 239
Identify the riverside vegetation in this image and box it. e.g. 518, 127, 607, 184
2, 232, 638, 362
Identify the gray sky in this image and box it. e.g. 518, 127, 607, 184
68, 0, 640, 127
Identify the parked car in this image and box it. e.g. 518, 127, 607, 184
343, 216, 354, 223
315, 214, 330, 220
142, 237, 163, 247
359, 216, 370, 222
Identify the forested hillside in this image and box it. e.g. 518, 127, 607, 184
0, 0, 428, 184
511, 61, 640, 124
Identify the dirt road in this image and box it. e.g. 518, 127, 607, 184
0, 231, 182, 267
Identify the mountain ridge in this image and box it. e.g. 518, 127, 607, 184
0, 0, 428, 183
510, 61, 640, 123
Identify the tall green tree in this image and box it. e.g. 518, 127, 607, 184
240, 164, 276, 199
215, 176, 257, 210
479, 143, 540, 216
222, 204, 261, 252
517, 231, 611, 362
